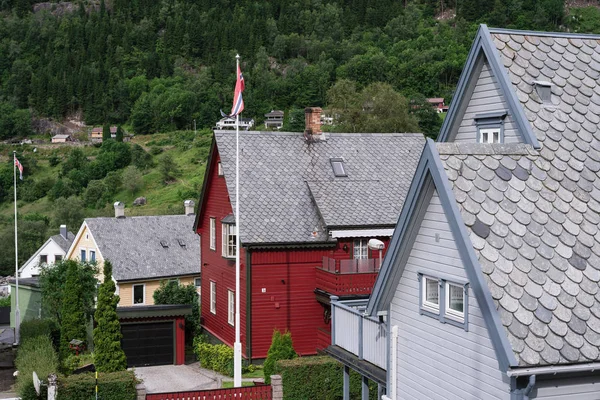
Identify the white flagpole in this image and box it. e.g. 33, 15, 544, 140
233, 53, 242, 388
13, 151, 20, 345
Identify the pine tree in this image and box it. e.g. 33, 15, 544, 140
93, 260, 127, 372
102, 123, 111, 142
115, 125, 124, 142
60, 261, 88, 359
263, 330, 297, 384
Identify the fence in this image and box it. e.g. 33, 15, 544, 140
146, 385, 272, 400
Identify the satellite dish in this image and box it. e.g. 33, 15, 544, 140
33, 371, 41, 396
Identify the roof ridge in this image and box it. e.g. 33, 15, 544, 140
488, 27, 600, 40
435, 142, 535, 156
216, 130, 424, 137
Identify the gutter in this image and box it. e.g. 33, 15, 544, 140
507, 362, 600, 377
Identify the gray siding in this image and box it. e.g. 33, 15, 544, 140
390, 191, 510, 400
454, 60, 521, 144
533, 375, 600, 399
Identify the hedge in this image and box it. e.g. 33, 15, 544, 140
57, 370, 137, 400
20, 318, 60, 349
193, 337, 234, 377
277, 356, 377, 400
15, 335, 59, 400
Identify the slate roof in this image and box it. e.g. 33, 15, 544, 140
435, 28, 600, 367
85, 215, 199, 282
50, 232, 75, 252
214, 131, 424, 244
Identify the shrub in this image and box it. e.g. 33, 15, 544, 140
62, 353, 94, 375
15, 335, 59, 400
153, 281, 200, 339
193, 336, 234, 376
263, 330, 297, 385
57, 370, 137, 400
277, 356, 377, 400
60, 261, 90, 360
0, 295, 10, 307
20, 318, 59, 348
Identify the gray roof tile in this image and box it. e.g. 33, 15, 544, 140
215, 131, 424, 244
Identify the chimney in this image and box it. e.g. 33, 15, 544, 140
184, 200, 195, 216
114, 201, 125, 219
304, 107, 323, 140
60, 224, 68, 240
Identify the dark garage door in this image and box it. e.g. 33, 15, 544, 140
121, 322, 174, 367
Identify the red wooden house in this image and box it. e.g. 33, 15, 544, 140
194, 108, 424, 360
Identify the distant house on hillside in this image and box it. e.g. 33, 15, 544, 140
264, 110, 284, 130
426, 97, 449, 113
19, 225, 75, 278
215, 116, 255, 131
51, 134, 72, 143
91, 126, 117, 142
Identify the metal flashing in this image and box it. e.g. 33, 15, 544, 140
488, 27, 600, 39
367, 139, 518, 372
330, 228, 394, 238
474, 111, 508, 121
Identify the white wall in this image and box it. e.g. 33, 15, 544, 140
20, 239, 67, 278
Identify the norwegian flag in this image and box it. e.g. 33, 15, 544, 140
229, 63, 245, 117
15, 157, 23, 180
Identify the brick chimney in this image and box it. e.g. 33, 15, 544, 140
114, 201, 125, 219
304, 107, 323, 140
60, 224, 68, 240
184, 199, 195, 216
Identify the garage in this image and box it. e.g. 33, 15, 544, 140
116, 304, 191, 367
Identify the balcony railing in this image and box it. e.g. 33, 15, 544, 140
331, 298, 387, 370
315, 257, 380, 296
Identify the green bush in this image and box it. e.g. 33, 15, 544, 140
0, 295, 10, 307
20, 318, 60, 349
193, 336, 234, 376
15, 335, 59, 400
264, 330, 297, 385
277, 356, 377, 400
57, 370, 137, 400
62, 353, 95, 375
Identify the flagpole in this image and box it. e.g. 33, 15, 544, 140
233, 54, 242, 388
13, 151, 20, 345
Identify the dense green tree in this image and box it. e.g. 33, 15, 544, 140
52, 196, 85, 229
115, 125, 124, 142
102, 124, 111, 142
93, 260, 127, 372
159, 153, 180, 183
263, 330, 297, 385
59, 261, 92, 359
153, 281, 200, 340
122, 166, 143, 194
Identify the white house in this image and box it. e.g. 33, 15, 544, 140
19, 225, 74, 278
215, 116, 255, 131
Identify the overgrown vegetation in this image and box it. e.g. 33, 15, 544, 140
19, 318, 60, 349
93, 260, 127, 372
277, 356, 377, 400
0, 294, 9, 307
15, 335, 59, 400
263, 330, 297, 385
57, 370, 137, 400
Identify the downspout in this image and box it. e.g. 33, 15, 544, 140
523, 375, 536, 400
382, 325, 398, 400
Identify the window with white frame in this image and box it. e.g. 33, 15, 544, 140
210, 218, 216, 250
475, 111, 506, 144
217, 162, 223, 176
90, 250, 96, 263
222, 223, 236, 258
479, 128, 500, 144
228, 290, 235, 326
80, 249, 86, 262
210, 281, 217, 314
419, 273, 469, 331
353, 239, 369, 260
55, 255, 63, 262
194, 277, 201, 288
39, 255, 48, 264
133, 284, 145, 304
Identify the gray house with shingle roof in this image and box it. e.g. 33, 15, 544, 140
329, 25, 600, 399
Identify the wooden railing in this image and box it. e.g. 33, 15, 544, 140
331, 298, 387, 370
316, 257, 379, 296
146, 385, 272, 400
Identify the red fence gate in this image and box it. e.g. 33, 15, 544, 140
146, 385, 272, 400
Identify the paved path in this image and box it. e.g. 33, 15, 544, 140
0, 327, 14, 345
132, 362, 225, 393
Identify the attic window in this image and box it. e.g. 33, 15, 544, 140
160, 240, 169, 248
330, 158, 347, 177
177, 239, 186, 248
533, 81, 553, 104
475, 111, 507, 144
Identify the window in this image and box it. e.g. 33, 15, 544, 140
210, 218, 216, 250
330, 158, 347, 177
80, 249, 86, 262
210, 281, 217, 314
218, 162, 223, 176
228, 290, 235, 326
194, 278, 201, 288
39, 255, 48, 264
479, 128, 500, 144
422, 276, 440, 313
222, 223, 236, 258
55, 255, 62, 262
353, 239, 368, 260
133, 284, 145, 304
90, 250, 96, 263
419, 273, 469, 331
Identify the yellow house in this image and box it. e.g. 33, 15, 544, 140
66, 201, 200, 306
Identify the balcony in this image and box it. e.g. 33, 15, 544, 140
315, 257, 380, 297
330, 298, 387, 371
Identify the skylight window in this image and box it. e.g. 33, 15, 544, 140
330, 158, 347, 177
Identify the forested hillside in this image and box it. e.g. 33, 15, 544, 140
1, 0, 600, 275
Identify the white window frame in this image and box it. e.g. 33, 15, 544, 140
55, 254, 63, 262
478, 127, 501, 144
194, 277, 201, 288
228, 290, 235, 326
39, 254, 48, 264
89, 250, 96, 263
80, 249, 86, 262
210, 281, 217, 314
222, 223, 236, 258
217, 162, 223, 176
445, 282, 465, 322
132, 284, 145, 305
421, 276, 440, 314
210, 218, 216, 250
353, 239, 369, 260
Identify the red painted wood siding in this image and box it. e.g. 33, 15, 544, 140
146, 385, 271, 400
197, 148, 247, 356
176, 317, 185, 365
